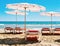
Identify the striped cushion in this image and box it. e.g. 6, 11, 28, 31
41, 28, 50, 31
27, 30, 39, 35
54, 28, 60, 31
28, 30, 38, 32
42, 31, 50, 33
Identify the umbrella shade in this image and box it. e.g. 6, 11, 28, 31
6, 3, 46, 12
6, 10, 28, 15
41, 12, 60, 16
6, 4, 18, 9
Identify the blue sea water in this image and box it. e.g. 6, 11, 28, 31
0, 21, 60, 28
0, 21, 60, 24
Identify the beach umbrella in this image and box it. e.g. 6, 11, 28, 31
41, 12, 60, 31
6, 3, 46, 12
6, 10, 28, 27
6, 10, 27, 33
41, 12, 60, 42
6, 3, 46, 40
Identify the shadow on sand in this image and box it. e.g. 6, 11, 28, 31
0, 38, 39, 45
55, 39, 60, 43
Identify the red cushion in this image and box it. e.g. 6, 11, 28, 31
42, 28, 50, 31
54, 28, 60, 31
5, 27, 13, 30
27, 37, 37, 41
28, 30, 38, 32
15, 27, 22, 30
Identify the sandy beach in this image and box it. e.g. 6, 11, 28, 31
0, 28, 60, 46
0, 33, 59, 46
0, 0, 60, 46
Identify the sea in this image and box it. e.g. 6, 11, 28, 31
0, 21, 60, 29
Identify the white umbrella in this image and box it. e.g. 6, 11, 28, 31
6, 10, 28, 16
6, 3, 46, 40
41, 11, 60, 30
41, 11, 60, 42
6, 3, 46, 12
6, 10, 27, 27
6, 10, 28, 34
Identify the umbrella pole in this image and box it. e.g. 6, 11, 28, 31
15, 12, 17, 33
51, 14, 52, 33
16, 12, 17, 27
51, 14, 53, 42
24, 7, 27, 40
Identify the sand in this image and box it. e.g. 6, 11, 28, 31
0, 34, 59, 46
0, 29, 60, 46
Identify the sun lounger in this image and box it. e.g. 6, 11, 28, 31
4, 27, 14, 33
41, 28, 51, 35
14, 27, 23, 34
27, 30, 39, 35
26, 30, 39, 41
53, 28, 60, 35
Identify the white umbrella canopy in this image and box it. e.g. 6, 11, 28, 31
18, 3, 46, 12
41, 12, 60, 16
6, 3, 46, 12
6, 10, 28, 15
6, 4, 18, 9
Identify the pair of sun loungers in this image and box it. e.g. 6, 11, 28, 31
42, 28, 60, 35
4, 27, 24, 34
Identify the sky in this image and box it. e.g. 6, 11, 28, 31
0, 0, 60, 21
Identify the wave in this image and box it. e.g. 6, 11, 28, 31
0, 24, 4, 25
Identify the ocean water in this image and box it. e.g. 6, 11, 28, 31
0, 21, 60, 24
0, 21, 60, 28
